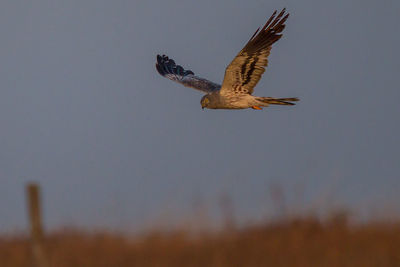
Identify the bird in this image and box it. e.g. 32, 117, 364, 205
156, 8, 298, 110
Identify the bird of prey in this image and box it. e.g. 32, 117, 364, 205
156, 9, 298, 110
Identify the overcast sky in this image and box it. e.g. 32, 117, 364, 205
1, 0, 399, 232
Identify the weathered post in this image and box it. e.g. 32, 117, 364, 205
219, 193, 236, 232
26, 183, 49, 267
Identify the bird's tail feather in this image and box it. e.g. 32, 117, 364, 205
257, 97, 299, 105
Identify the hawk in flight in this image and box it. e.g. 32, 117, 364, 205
156, 9, 298, 110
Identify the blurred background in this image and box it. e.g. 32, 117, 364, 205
1, 0, 400, 265
0, 0, 400, 267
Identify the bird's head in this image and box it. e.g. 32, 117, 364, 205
200, 95, 211, 109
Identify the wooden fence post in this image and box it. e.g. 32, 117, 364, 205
219, 193, 236, 231
26, 183, 49, 267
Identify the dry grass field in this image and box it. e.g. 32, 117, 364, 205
1, 216, 400, 267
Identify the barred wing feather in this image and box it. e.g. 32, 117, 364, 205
156, 55, 221, 93
220, 9, 289, 96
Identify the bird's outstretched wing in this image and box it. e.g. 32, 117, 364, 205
156, 55, 221, 93
220, 9, 289, 96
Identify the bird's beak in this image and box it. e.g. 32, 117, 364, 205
202, 106, 204, 110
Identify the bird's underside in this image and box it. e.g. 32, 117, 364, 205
155, 8, 299, 110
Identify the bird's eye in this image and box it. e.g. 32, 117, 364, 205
204, 98, 210, 105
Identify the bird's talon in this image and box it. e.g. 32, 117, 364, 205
252, 106, 263, 110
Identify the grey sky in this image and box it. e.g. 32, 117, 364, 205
1, 0, 399, 232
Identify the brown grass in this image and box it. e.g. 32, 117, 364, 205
1, 217, 400, 267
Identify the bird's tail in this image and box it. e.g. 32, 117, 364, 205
257, 97, 299, 105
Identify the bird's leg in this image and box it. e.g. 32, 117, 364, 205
251, 106, 263, 110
